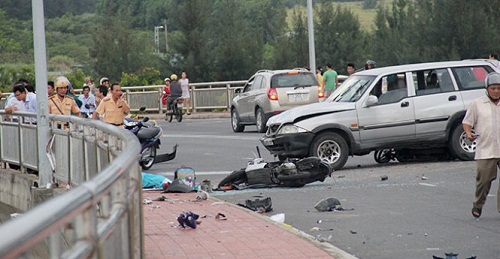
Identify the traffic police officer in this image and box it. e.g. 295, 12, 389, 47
92, 83, 130, 127
49, 76, 80, 129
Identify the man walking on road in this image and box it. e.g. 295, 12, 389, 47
322, 63, 338, 98
463, 72, 500, 218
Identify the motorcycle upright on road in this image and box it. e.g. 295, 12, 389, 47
124, 108, 177, 170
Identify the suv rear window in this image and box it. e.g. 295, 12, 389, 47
452, 66, 493, 90
270, 73, 318, 88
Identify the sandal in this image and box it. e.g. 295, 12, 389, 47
472, 207, 482, 218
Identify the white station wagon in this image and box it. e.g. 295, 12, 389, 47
260, 60, 500, 170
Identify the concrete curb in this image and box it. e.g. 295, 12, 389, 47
208, 195, 357, 259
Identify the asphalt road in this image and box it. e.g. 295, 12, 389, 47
148, 118, 500, 259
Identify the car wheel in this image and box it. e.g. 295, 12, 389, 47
309, 132, 348, 170
449, 124, 475, 161
231, 109, 245, 132
255, 108, 267, 133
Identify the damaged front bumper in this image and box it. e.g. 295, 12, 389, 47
260, 132, 314, 158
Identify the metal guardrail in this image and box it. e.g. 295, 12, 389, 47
0, 111, 142, 258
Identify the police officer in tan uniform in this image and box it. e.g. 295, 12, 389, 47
92, 83, 130, 127
49, 76, 80, 116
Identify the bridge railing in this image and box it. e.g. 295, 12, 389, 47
0, 111, 142, 258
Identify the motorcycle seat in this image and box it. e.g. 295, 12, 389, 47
137, 127, 161, 140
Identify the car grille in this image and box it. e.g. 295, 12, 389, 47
266, 124, 281, 136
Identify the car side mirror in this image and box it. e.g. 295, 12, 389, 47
365, 95, 379, 107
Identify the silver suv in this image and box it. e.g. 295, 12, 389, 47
231, 68, 323, 133
260, 60, 500, 170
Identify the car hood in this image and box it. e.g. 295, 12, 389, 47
267, 101, 356, 124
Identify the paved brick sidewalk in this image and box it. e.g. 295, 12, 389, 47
142, 192, 340, 258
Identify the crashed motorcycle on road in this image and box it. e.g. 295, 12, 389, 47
218, 149, 332, 189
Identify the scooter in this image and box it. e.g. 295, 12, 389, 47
124, 115, 177, 170
218, 147, 332, 189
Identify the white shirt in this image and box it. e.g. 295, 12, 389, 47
463, 95, 500, 159
78, 94, 96, 114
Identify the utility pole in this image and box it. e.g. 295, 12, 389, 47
32, 0, 51, 186
307, 0, 316, 72
163, 19, 168, 53
154, 25, 164, 55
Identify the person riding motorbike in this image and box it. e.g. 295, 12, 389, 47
166, 74, 182, 114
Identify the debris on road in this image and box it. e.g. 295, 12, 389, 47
421, 175, 428, 180
238, 197, 273, 213
196, 190, 209, 200
269, 213, 285, 223
143, 198, 152, 204
350, 230, 357, 234
215, 213, 227, 220
380, 175, 388, 181
315, 197, 342, 212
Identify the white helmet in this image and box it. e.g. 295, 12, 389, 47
485, 72, 500, 88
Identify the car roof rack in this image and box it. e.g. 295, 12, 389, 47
256, 69, 271, 74
292, 67, 309, 71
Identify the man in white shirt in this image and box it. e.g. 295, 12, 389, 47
5, 83, 37, 123
78, 85, 96, 118
463, 72, 500, 218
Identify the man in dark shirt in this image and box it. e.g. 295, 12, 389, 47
167, 74, 182, 112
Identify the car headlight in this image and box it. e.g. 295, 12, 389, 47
278, 124, 307, 135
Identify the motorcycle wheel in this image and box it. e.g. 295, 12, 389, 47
140, 147, 157, 170
168, 106, 174, 122
218, 169, 247, 188
176, 107, 183, 122
374, 149, 393, 163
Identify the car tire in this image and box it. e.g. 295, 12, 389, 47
231, 109, 245, 132
309, 132, 348, 170
449, 124, 475, 161
255, 108, 267, 133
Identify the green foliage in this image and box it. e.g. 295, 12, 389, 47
363, 0, 378, 9
120, 67, 163, 87
66, 69, 88, 90
0, 64, 35, 92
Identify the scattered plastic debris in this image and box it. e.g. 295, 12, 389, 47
200, 179, 213, 192
310, 227, 321, 231
196, 190, 209, 200
269, 213, 285, 223
380, 175, 388, 181
315, 234, 333, 242
143, 198, 152, 204
432, 252, 476, 259
177, 211, 200, 229
153, 196, 167, 201
421, 175, 428, 180
238, 197, 273, 213
315, 197, 342, 212
10, 213, 22, 219
350, 230, 357, 234
215, 213, 227, 220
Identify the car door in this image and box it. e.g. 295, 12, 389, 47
357, 72, 416, 147
237, 77, 255, 121
412, 68, 464, 138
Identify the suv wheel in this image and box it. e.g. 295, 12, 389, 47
449, 124, 475, 161
231, 109, 245, 132
255, 108, 267, 133
310, 132, 348, 170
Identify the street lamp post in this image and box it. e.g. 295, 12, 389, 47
154, 25, 164, 54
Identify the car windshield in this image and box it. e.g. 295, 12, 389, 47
271, 73, 318, 88
327, 75, 375, 102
